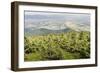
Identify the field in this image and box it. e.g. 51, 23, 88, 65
24, 31, 90, 61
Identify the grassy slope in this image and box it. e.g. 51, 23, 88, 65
24, 31, 90, 61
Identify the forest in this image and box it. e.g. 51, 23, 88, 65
24, 31, 90, 61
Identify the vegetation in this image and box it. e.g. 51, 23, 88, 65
24, 31, 90, 61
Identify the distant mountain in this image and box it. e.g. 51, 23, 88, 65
25, 22, 90, 36
25, 28, 71, 36
24, 21, 90, 36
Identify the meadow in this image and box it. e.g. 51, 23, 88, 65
24, 31, 90, 61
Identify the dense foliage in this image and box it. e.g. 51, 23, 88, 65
24, 31, 90, 61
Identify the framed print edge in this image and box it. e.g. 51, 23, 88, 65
11, 1, 98, 71
11, 2, 19, 71
95, 7, 98, 66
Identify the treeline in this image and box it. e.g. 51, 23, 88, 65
24, 31, 90, 61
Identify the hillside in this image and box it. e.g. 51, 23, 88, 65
24, 31, 90, 61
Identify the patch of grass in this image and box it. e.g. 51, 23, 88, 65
24, 53, 42, 61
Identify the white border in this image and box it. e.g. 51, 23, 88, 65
18, 5, 96, 68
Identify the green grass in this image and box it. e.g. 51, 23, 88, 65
24, 31, 90, 61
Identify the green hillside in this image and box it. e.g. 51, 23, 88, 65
24, 31, 90, 61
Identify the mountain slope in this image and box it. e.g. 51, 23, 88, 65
24, 21, 90, 36
25, 28, 71, 36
